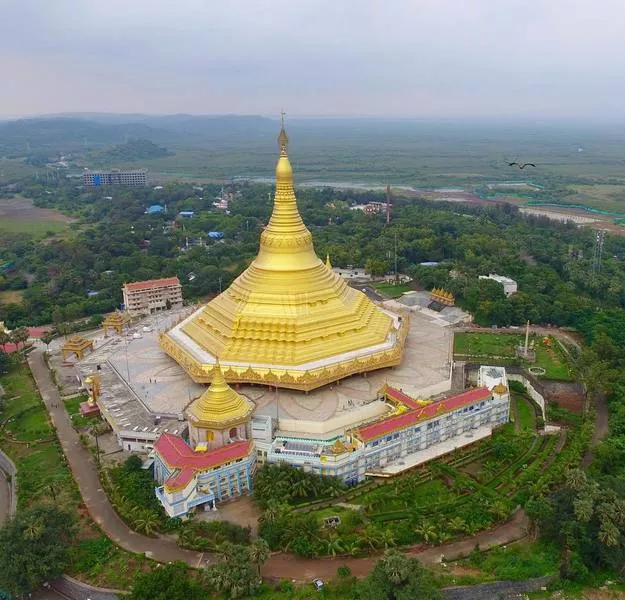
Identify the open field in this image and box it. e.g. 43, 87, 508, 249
0, 290, 24, 305
372, 281, 412, 298
453, 332, 575, 381
0, 158, 38, 182
453, 332, 520, 358
0, 196, 73, 236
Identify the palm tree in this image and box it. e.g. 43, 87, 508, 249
448, 516, 466, 534
250, 538, 270, 577
415, 521, 437, 543
291, 478, 311, 499
598, 522, 620, 547
489, 500, 511, 521
24, 518, 45, 540
133, 509, 160, 535
378, 529, 396, 550
380, 550, 411, 585
565, 468, 587, 492
324, 535, 345, 558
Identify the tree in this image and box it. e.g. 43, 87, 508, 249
356, 550, 443, 600
40, 330, 56, 352
129, 562, 205, 600
249, 538, 270, 577
205, 543, 261, 599
10, 327, 29, 351
0, 507, 75, 598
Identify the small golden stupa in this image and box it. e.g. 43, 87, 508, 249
161, 120, 407, 390
186, 361, 253, 450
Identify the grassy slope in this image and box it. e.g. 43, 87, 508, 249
0, 363, 153, 589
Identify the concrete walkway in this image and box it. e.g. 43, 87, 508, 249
28, 348, 529, 582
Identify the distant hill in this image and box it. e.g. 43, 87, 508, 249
101, 138, 174, 162
0, 114, 275, 157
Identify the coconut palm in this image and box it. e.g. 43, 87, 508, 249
324, 535, 345, 558
448, 516, 466, 534
565, 468, 587, 492
132, 509, 160, 536
24, 518, 45, 540
415, 522, 437, 543
250, 538, 270, 577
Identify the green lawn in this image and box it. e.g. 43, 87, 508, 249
453, 332, 521, 358
533, 338, 575, 381
372, 281, 411, 298
514, 394, 536, 433
0, 219, 67, 236
64, 394, 98, 428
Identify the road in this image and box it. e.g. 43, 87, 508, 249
0, 470, 9, 523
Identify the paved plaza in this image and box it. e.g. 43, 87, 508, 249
55, 301, 459, 436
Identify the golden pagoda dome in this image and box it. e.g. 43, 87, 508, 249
187, 362, 253, 428
492, 382, 508, 395
160, 122, 405, 390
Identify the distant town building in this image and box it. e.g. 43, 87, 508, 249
350, 202, 385, 214
146, 204, 165, 214
207, 231, 224, 239
178, 210, 195, 218
479, 274, 517, 297
122, 277, 183, 316
83, 168, 148, 187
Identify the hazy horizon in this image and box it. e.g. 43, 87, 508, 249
3, 1, 625, 120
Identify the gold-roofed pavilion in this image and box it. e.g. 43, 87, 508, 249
61, 335, 94, 360
101, 311, 130, 336
160, 123, 407, 390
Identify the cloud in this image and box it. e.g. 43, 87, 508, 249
2, 0, 625, 118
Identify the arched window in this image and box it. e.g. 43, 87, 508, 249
229, 427, 238, 439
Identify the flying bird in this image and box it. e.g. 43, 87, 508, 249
508, 162, 536, 169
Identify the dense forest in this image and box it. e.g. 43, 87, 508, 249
1, 174, 624, 330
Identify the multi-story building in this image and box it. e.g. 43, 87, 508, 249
83, 168, 148, 187
122, 277, 183, 316
266, 367, 510, 484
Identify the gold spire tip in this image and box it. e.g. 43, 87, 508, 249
278, 109, 288, 154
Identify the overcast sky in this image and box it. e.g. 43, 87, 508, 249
2, 0, 624, 119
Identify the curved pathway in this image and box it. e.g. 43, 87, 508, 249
0, 470, 9, 523
28, 349, 529, 582
27, 350, 207, 567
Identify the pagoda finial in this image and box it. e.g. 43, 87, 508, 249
278, 109, 288, 154
325, 253, 332, 269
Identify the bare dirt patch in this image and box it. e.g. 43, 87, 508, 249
0, 290, 24, 305
0, 195, 74, 224
543, 381, 586, 415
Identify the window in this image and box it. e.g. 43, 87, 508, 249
229, 427, 238, 439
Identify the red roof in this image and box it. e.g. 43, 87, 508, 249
384, 386, 422, 410
356, 387, 491, 443
154, 433, 253, 491
28, 326, 50, 339
124, 277, 180, 292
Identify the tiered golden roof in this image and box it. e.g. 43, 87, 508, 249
61, 335, 93, 360
161, 123, 406, 390
187, 362, 253, 428
101, 311, 130, 335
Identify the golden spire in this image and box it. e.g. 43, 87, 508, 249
254, 114, 320, 271
325, 253, 332, 269
187, 361, 253, 428
278, 109, 288, 153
